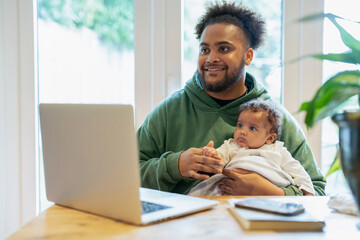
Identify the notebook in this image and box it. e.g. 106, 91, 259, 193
39, 103, 218, 225
228, 198, 325, 231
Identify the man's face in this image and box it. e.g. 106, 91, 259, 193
233, 110, 276, 149
197, 23, 252, 93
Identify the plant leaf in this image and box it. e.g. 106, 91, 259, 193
299, 12, 360, 54
326, 13, 360, 52
300, 70, 360, 128
299, 12, 360, 24
298, 101, 310, 111
299, 12, 326, 22
325, 149, 341, 177
312, 52, 360, 64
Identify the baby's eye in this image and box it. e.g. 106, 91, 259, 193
237, 123, 243, 128
250, 126, 257, 131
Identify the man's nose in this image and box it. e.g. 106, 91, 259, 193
206, 52, 219, 63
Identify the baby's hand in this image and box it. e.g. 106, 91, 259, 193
202, 146, 220, 159
202, 141, 223, 165
201, 141, 224, 171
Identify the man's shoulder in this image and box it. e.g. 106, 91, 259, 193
262, 101, 298, 128
154, 88, 187, 105
277, 105, 301, 129
140, 89, 188, 132
160, 88, 189, 109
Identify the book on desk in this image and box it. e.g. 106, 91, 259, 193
228, 198, 325, 231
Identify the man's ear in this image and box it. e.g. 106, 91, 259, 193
265, 133, 277, 144
245, 48, 254, 66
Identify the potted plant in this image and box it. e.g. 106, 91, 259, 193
298, 13, 360, 226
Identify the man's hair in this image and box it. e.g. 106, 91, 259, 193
195, 0, 266, 49
237, 99, 282, 136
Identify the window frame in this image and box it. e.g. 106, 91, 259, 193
0, 0, 37, 238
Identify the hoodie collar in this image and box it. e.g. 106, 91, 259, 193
185, 72, 267, 109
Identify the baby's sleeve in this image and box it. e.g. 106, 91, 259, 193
216, 139, 233, 166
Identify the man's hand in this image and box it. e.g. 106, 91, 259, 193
218, 169, 285, 196
179, 141, 224, 180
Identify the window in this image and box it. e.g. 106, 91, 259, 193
183, 0, 283, 103
38, 0, 134, 105
37, 0, 134, 211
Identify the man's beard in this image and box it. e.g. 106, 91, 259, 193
197, 61, 245, 93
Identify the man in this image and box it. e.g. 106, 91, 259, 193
137, 1, 326, 196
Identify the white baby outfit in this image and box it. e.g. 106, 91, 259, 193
188, 139, 315, 196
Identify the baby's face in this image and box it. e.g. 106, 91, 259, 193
234, 110, 276, 149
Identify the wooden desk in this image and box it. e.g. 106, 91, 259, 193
8, 196, 360, 239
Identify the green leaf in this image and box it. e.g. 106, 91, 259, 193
325, 149, 341, 177
299, 13, 360, 56
300, 70, 360, 128
326, 13, 360, 52
298, 101, 310, 111
312, 52, 360, 64
298, 12, 326, 22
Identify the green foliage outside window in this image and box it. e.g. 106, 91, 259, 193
38, 0, 134, 50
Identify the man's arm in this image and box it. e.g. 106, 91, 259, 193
138, 126, 223, 192
138, 123, 183, 192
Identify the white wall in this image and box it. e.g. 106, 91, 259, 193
0, 0, 4, 236
283, 0, 324, 165
0, 0, 37, 238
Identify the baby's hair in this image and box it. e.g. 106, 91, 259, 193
195, 0, 266, 49
237, 99, 282, 137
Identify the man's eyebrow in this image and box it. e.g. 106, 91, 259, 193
215, 41, 232, 46
199, 42, 209, 47
199, 41, 233, 46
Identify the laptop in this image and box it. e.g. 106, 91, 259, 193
39, 103, 218, 225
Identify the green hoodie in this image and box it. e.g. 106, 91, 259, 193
137, 73, 326, 196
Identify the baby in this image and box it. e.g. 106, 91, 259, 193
188, 99, 315, 196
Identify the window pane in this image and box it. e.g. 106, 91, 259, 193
37, 0, 134, 211
38, 0, 134, 104
183, 0, 283, 103
321, 0, 359, 194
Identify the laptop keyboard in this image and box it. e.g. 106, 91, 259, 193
141, 201, 171, 214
